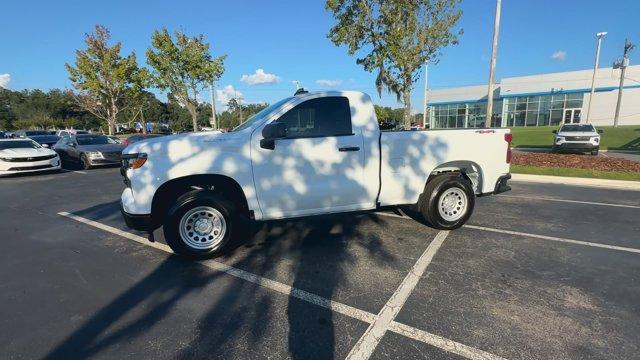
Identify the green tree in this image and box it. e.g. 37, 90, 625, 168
326, 0, 462, 128
146, 28, 225, 132
66, 25, 147, 135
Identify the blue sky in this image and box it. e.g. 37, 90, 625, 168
1, 0, 639, 111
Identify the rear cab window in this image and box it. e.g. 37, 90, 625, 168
276, 97, 352, 138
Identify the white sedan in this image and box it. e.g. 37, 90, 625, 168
0, 139, 61, 176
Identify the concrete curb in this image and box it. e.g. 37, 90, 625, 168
511, 173, 640, 191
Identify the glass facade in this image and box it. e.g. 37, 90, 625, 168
431, 101, 502, 129
429, 92, 585, 128
502, 93, 583, 127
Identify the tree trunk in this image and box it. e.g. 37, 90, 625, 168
108, 119, 116, 136
140, 109, 147, 135
185, 103, 199, 132
402, 89, 412, 130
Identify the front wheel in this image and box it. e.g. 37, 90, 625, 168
163, 190, 236, 258
79, 154, 92, 170
419, 174, 475, 230
591, 149, 599, 156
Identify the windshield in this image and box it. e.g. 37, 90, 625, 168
560, 124, 594, 132
25, 131, 51, 136
0, 140, 41, 150
232, 97, 294, 132
76, 135, 117, 145
30, 135, 60, 142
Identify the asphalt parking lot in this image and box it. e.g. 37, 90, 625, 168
1, 167, 639, 359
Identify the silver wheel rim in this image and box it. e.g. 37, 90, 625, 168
179, 206, 227, 250
437, 187, 467, 222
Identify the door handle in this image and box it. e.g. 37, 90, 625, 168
338, 146, 360, 152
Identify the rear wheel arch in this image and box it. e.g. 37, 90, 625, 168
426, 161, 483, 194
151, 174, 250, 228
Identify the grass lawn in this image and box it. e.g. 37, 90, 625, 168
511, 165, 640, 181
510, 125, 640, 151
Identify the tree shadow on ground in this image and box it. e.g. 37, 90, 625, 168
48, 204, 396, 359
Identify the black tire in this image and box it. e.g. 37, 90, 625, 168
591, 149, 599, 156
550, 147, 557, 154
419, 174, 475, 230
79, 154, 92, 170
163, 190, 236, 258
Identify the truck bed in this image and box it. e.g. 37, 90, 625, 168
377, 128, 511, 206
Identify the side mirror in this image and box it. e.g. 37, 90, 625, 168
597, 129, 604, 134
552, 130, 557, 134
260, 122, 287, 150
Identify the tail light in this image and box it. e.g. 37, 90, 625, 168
504, 133, 513, 163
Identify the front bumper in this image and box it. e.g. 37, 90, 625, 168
88, 158, 121, 166
553, 141, 599, 151
120, 201, 153, 232
0, 157, 61, 175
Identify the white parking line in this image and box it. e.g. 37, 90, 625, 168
464, 224, 640, 254
57, 211, 375, 323
60, 169, 87, 174
346, 230, 449, 360
388, 322, 506, 360
57, 211, 503, 360
497, 194, 640, 209
373, 211, 640, 255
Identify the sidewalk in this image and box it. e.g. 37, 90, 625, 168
511, 173, 640, 191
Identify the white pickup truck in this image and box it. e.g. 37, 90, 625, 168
120, 91, 512, 257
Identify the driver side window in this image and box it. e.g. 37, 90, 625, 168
276, 96, 352, 138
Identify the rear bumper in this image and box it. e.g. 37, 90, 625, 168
493, 173, 511, 195
120, 201, 153, 232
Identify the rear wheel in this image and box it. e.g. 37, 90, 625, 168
163, 190, 236, 258
419, 174, 475, 230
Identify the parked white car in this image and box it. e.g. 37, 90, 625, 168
120, 91, 512, 257
552, 124, 603, 155
0, 139, 61, 175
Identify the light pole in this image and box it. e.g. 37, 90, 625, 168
485, 0, 502, 128
422, 62, 428, 128
586, 32, 607, 123
209, 83, 217, 130
613, 39, 634, 127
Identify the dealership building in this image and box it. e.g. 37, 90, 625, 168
427, 65, 640, 128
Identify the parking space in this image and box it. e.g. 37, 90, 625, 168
1, 167, 639, 359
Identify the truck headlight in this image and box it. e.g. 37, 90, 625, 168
593, 137, 600, 143
555, 137, 564, 144
122, 153, 147, 170
87, 151, 104, 159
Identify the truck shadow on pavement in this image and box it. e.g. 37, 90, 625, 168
48, 202, 396, 359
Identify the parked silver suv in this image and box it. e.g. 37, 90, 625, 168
552, 124, 603, 155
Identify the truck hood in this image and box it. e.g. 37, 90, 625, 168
123, 131, 247, 156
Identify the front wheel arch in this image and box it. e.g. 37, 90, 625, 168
150, 174, 250, 230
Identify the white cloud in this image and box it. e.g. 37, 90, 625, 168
551, 51, 567, 61
215, 85, 243, 106
240, 68, 280, 85
315, 79, 342, 87
0, 74, 10, 89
